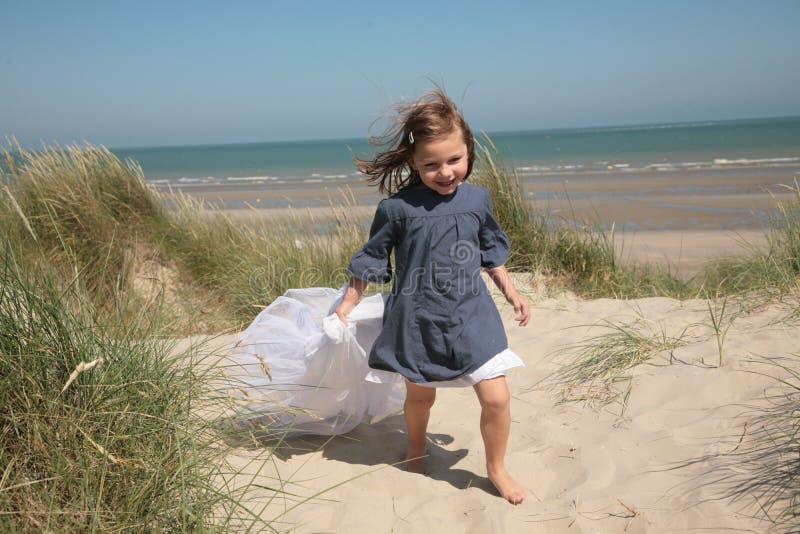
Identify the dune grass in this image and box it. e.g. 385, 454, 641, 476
2, 142, 167, 308
550, 321, 688, 408
0, 141, 381, 530
0, 143, 291, 531
0, 243, 271, 531
160, 189, 367, 324
0, 142, 218, 337
2, 141, 369, 331
743, 359, 800, 532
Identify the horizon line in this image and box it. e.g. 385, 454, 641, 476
11, 113, 800, 153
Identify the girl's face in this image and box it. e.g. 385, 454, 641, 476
409, 128, 469, 196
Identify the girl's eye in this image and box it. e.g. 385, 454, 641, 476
449, 157, 461, 163
425, 163, 437, 169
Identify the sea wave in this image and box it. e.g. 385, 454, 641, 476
514, 154, 800, 176
516, 164, 585, 172
225, 175, 279, 182
713, 157, 800, 165
177, 176, 215, 184
310, 173, 351, 180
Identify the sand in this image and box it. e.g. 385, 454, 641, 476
614, 229, 768, 276
198, 288, 797, 533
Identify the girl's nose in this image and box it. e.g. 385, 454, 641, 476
438, 165, 453, 178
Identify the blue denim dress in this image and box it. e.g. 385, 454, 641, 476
347, 183, 511, 383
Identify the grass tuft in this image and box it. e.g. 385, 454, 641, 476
2, 141, 167, 306
0, 243, 257, 531
551, 321, 688, 408
713, 355, 800, 532
701, 178, 800, 301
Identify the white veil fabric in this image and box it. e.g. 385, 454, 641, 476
225, 286, 405, 436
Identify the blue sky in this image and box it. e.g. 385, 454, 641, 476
2, 1, 799, 148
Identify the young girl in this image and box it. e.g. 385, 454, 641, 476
334, 89, 530, 505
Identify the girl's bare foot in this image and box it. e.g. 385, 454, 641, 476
487, 466, 526, 504
405, 456, 426, 474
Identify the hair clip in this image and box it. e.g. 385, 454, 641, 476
408, 131, 414, 144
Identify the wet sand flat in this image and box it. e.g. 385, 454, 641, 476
158, 165, 798, 229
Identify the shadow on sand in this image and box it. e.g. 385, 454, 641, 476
230, 414, 498, 498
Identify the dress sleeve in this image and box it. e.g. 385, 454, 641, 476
478, 190, 510, 269
347, 200, 395, 283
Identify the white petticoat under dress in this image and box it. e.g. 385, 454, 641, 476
365, 348, 524, 388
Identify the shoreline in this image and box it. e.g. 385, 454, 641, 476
149, 162, 800, 190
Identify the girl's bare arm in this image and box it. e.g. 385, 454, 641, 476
487, 265, 530, 326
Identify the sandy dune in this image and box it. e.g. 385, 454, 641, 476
205, 288, 797, 533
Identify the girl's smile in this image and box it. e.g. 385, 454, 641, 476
409, 129, 469, 195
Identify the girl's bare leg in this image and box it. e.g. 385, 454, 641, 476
473, 376, 526, 504
403, 380, 436, 474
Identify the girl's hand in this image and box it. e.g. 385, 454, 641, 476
334, 276, 369, 325
334, 300, 355, 325
487, 266, 530, 327
505, 290, 530, 326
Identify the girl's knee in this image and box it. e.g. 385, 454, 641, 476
479, 393, 510, 413
475, 378, 511, 412
405, 395, 436, 411
405, 382, 436, 410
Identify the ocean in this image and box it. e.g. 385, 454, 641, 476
110, 116, 800, 187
